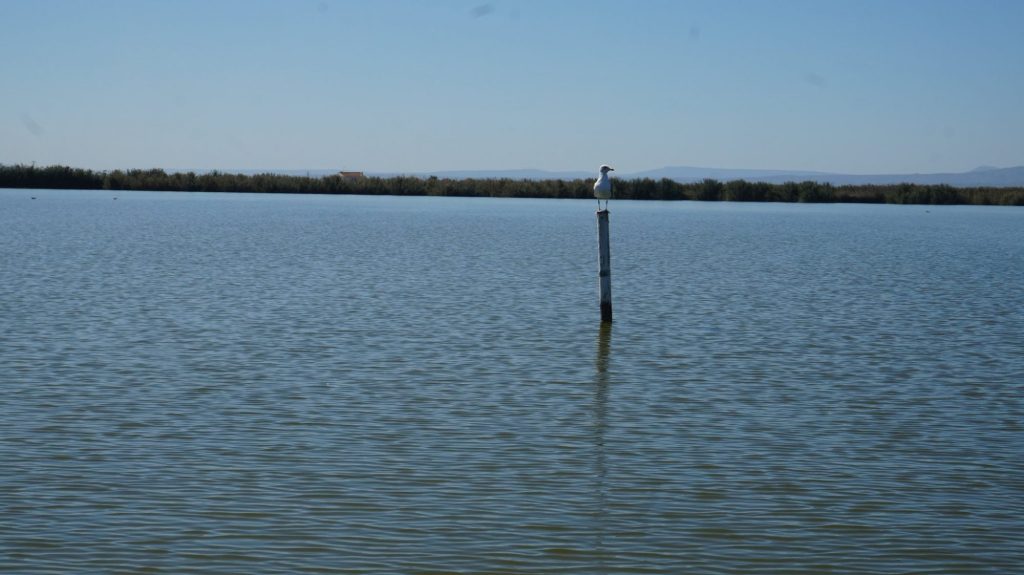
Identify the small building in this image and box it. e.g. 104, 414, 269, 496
338, 171, 364, 179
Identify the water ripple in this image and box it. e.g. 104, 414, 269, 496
1, 192, 1021, 573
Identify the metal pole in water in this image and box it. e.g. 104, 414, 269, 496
597, 209, 612, 322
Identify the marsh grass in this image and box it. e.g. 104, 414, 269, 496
3, 164, 1022, 206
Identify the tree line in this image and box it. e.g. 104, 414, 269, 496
2, 163, 1022, 206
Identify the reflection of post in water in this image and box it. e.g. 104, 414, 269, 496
594, 321, 610, 457
592, 321, 611, 564
596, 321, 611, 378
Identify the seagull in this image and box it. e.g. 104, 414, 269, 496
594, 164, 614, 210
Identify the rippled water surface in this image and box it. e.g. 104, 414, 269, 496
2, 189, 1022, 574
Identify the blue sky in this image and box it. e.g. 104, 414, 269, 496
3, 0, 1022, 174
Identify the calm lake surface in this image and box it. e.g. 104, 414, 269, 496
2, 189, 1022, 574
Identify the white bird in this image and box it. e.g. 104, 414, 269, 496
594, 164, 614, 210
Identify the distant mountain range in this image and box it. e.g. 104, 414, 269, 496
217, 165, 1024, 187
621, 165, 1024, 188
390, 165, 1024, 187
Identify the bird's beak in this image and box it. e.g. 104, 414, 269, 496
609, 167, 615, 171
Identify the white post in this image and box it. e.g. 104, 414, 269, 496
597, 209, 612, 322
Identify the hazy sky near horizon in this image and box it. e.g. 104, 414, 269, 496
3, 0, 1022, 174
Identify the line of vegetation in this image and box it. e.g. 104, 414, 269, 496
2, 164, 1022, 205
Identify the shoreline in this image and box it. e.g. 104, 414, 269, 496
3, 164, 1023, 206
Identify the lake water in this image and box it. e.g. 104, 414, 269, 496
1, 189, 1022, 574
